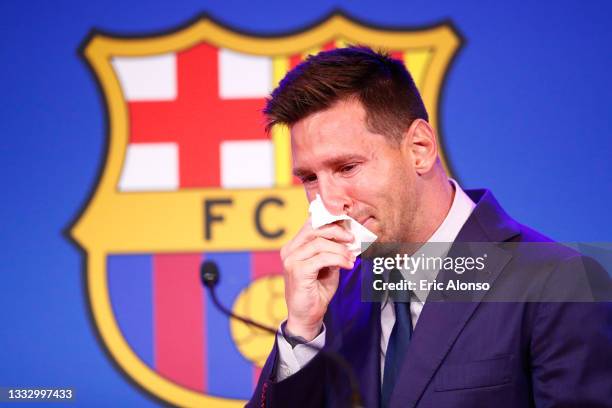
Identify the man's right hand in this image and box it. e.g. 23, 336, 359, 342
281, 218, 356, 342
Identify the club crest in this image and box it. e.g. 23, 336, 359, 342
70, 14, 460, 406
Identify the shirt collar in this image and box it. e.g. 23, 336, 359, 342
428, 179, 476, 243
399, 179, 475, 304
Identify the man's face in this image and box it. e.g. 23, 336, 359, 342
291, 99, 421, 244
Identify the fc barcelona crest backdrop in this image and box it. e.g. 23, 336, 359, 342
2, 2, 612, 407
71, 15, 459, 406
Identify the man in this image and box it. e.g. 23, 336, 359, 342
247, 46, 612, 407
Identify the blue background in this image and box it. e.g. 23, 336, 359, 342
1, 0, 610, 406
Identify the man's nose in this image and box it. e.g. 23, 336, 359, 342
318, 178, 352, 215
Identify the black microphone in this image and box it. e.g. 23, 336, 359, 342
201, 260, 274, 333
200, 260, 364, 408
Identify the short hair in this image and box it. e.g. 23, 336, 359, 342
264, 46, 428, 144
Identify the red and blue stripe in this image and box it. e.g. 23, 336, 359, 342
107, 251, 281, 398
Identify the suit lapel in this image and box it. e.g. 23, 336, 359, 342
389, 189, 520, 407
331, 258, 382, 408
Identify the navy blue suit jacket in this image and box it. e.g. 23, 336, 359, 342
248, 189, 612, 407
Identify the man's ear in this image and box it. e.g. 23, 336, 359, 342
400, 119, 438, 175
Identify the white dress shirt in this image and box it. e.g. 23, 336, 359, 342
276, 179, 475, 382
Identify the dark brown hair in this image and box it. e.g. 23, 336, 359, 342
264, 46, 428, 144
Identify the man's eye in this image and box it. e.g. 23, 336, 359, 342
301, 175, 317, 184
340, 164, 357, 173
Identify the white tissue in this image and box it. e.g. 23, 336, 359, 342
309, 194, 378, 256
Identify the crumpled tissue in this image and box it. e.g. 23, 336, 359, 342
309, 194, 378, 257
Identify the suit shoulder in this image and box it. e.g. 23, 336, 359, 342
506, 223, 611, 301
512, 222, 580, 262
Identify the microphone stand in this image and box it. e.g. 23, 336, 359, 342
201, 260, 364, 408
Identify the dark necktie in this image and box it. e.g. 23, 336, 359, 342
381, 271, 413, 408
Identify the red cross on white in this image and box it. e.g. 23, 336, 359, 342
112, 43, 274, 190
